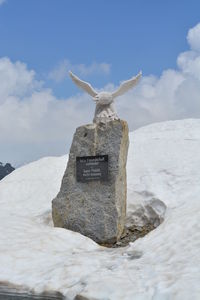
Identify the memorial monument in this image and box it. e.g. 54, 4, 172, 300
52, 71, 141, 245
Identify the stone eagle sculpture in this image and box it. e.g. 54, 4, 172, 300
69, 70, 142, 124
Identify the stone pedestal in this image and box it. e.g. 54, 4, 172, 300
52, 119, 129, 244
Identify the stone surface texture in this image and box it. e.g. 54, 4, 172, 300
52, 119, 129, 244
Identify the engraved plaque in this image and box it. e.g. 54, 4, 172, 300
76, 155, 108, 182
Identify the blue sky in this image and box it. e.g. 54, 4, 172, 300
1, 0, 200, 166
1, 0, 200, 96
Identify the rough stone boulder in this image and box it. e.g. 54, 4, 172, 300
52, 119, 129, 244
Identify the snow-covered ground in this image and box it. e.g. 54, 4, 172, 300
0, 119, 200, 300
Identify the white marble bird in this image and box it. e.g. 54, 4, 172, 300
69, 70, 142, 124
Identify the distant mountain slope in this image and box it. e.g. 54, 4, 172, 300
0, 163, 15, 180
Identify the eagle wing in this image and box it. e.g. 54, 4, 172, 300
112, 71, 142, 99
69, 71, 98, 97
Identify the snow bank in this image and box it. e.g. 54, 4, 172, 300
0, 119, 200, 299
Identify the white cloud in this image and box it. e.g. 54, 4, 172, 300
0, 0, 6, 6
48, 59, 69, 82
48, 59, 111, 82
1, 23, 200, 166
76, 62, 110, 76
115, 23, 200, 129
187, 23, 200, 51
0, 57, 41, 100
0, 58, 95, 166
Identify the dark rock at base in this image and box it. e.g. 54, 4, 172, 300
75, 295, 93, 300
110, 223, 156, 248
0, 282, 64, 300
